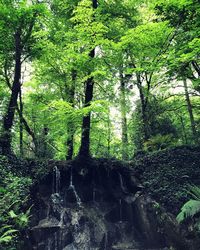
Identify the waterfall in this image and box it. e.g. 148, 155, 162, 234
54, 231, 59, 250
47, 238, 51, 250
53, 166, 61, 194
118, 172, 127, 193
68, 167, 82, 207
93, 188, 96, 202
119, 199, 122, 222
59, 209, 66, 227
32, 162, 173, 250
72, 211, 80, 231
92, 179, 96, 202
69, 166, 73, 187
46, 204, 50, 219
104, 233, 107, 250
59, 230, 64, 250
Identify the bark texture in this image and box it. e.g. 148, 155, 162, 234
1, 30, 22, 154
79, 0, 97, 158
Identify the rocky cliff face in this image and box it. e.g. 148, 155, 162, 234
27, 158, 188, 250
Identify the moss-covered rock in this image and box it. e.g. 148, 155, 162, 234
131, 146, 200, 214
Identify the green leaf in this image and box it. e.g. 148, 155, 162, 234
0, 187, 6, 193
0, 235, 12, 243
0, 229, 18, 243
19, 214, 28, 224
176, 200, 200, 223
8, 210, 17, 219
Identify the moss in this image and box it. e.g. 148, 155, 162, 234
132, 146, 200, 215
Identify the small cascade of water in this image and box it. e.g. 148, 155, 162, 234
93, 188, 96, 202
59, 209, 66, 227
47, 238, 51, 250
119, 199, 122, 222
46, 204, 50, 219
69, 166, 73, 187
92, 179, 96, 202
68, 167, 82, 207
107, 169, 110, 178
72, 211, 80, 232
59, 230, 64, 250
118, 172, 127, 193
54, 231, 59, 250
104, 233, 107, 250
53, 166, 61, 194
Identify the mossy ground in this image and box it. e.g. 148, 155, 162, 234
131, 146, 200, 215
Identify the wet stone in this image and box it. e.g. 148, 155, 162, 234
29, 161, 188, 250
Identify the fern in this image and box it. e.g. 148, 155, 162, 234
177, 185, 200, 226
0, 226, 18, 244
176, 200, 200, 223
188, 185, 200, 201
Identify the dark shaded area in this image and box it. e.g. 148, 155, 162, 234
132, 146, 200, 214
26, 157, 189, 250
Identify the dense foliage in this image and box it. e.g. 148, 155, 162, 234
0, 156, 32, 249
0, 0, 199, 160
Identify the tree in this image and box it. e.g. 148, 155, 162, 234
0, 0, 45, 155
120, 20, 174, 146
77, 0, 98, 157
154, 0, 200, 144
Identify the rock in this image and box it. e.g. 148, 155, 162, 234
28, 159, 189, 250
133, 195, 189, 250
33, 217, 60, 229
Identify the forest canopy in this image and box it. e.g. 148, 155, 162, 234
0, 0, 199, 160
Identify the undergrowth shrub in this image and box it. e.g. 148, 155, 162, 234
0, 156, 32, 250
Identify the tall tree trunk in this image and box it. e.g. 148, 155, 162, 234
183, 78, 198, 144
107, 111, 111, 157
119, 70, 128, 160
136, 74, 148, 143
78, 0, 97, 158
66, 70, 76, 160
79, 62, 94, 157
180, 115, 188, 144
1, 29, 21, 155
19, 87, 23, 157
16, 104, 37, 150
3, 64, 36, 155
32, 110, 39, 156
42, 126, 48, 158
